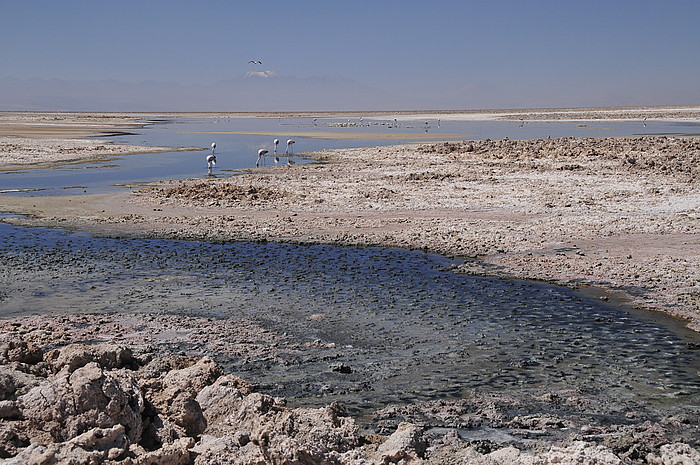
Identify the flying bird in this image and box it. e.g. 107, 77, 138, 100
248, 60, 262, 64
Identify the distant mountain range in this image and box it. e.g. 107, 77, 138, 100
0, 74, 405, 112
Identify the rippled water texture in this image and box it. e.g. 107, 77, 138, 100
1, 222, 698, 416
2, 116, 700, 420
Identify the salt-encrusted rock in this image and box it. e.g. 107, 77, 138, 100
0, 337, 43, 365
0, 425, 27, 459
0, 365, 43, 400
1, 334, 697, 465
195, 374, 251, 433
142, 356, 222, 438
18, 362, 144, 442
0, 400, 20, 419
2, 443, 49, 465
535, 441, 622, 464
193, 395, 361, 464
160, 356, 223, 394
127, 437, 195, 465
487, 446, 535, 465
6, 425, 129, 465
428, 445, 536, 465
65, 424, 130, 459
647, 442, 700, 465
44, 343, 137, 374
373, 422, 427, 464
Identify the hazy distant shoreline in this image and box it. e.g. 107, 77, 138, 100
3, 104, 700, 125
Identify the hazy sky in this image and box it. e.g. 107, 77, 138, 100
3, 0, 700, 109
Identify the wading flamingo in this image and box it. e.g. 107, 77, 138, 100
286, 139, 296, 166
206, 153, 216, 174
256, 148, 268, 168
285, 139, 295, 154
273, 139, 280, 164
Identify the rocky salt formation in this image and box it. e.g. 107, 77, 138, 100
0, 337, 366, 464
2, 333, 699, 464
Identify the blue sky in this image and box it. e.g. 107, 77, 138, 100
3, 1, 700, 110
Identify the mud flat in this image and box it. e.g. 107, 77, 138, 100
1, 108, 700, 463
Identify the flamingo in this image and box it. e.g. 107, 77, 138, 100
286, 139, 296, 166
256, 149, 268, 168
206, 153, 216, 174
273, 139, 280, 164
211, 142, 216, 154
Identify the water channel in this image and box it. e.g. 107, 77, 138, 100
1, 115, 699, 422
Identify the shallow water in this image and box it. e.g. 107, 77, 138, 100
1, 221, 698, 418
2, 116, 699, 195
1, 116, 700, 422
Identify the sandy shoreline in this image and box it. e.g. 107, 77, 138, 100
0, 113, 199, 172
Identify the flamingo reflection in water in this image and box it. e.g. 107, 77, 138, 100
286, 139, 296, 165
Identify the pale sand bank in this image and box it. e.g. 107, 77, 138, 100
0, 136, 194, 172
0, 112, 149, 137
0, 113, 199, 170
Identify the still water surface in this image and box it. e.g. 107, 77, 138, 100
2, 115, 699, 195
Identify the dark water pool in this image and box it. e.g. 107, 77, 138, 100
1, 221, 698, 417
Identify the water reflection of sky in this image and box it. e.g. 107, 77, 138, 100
2, 116, 699, 196
1, 221, 699, 414
1, 116, 700, 418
